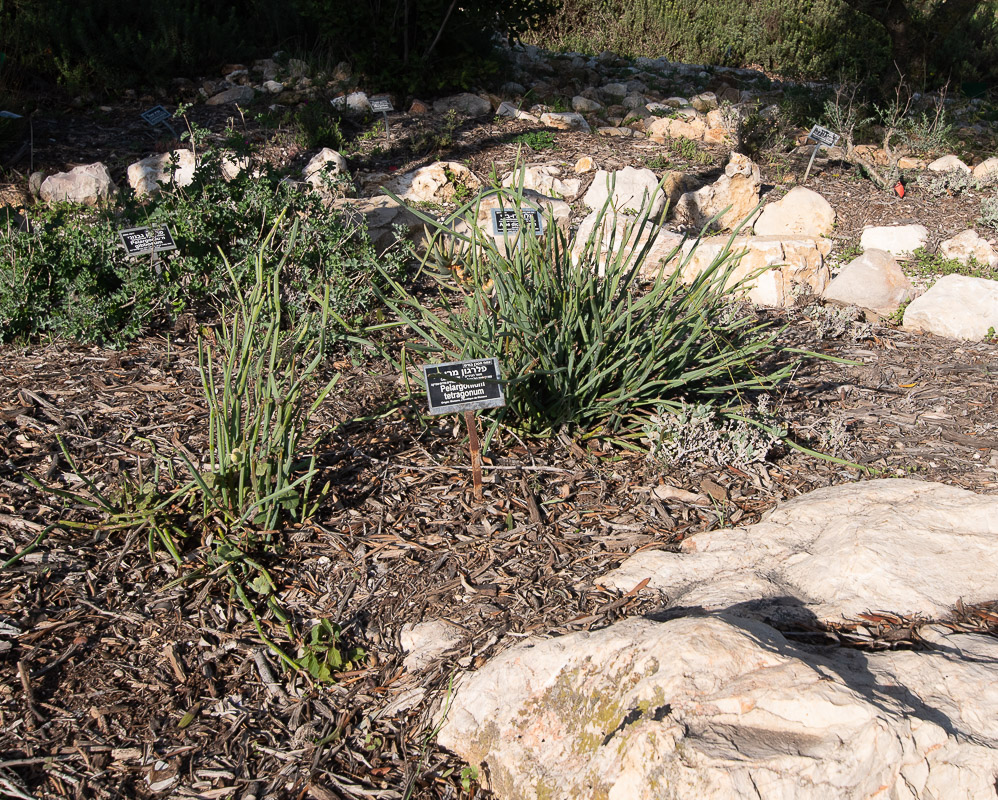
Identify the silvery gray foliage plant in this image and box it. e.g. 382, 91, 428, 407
644, 397, 785, 469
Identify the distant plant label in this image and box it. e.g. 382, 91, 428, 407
423, 358, 505, 415
808, 124, 840, 148
369, 97, 393, 113
118, 225, 177, 256
141, 105, 172, 127
490, 208, 545, 237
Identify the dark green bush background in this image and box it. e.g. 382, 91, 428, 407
1, 0, 993, 96
528, 0, 997, 90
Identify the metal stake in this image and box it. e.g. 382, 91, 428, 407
801, 138, 819, 184
464, 410, 483, 502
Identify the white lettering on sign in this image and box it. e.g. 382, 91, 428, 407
490, 208, 545, 236
808, 124, 840, 148
422, 357, 506, 415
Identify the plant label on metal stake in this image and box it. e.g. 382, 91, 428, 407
490, 208, 545, 252
802, 124, 840, 184
119, 225, 177, 278
369, 96, 393, 140
141, 105, 178, 138
422, 358, 505, 502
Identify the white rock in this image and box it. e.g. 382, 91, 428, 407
939, 229, 998, 268
39, 162, 117, 205
601, 479, 998, 621
400, 619, 465, 672
822, 249, 915, 317
205, 85, 255, 106
973, 156, 998, 183
927, 154, 971, 173
332, 195, 426, 254
438, 612, 998, 800
753, 187, 835, 238
860, 224, 929, 257
903, 274, 998, 341
646, 112, 707, 142
572, 95, 602, 112
501, 164, 580, 200
496, 101, 537, 122
302, 148, 349, 186
540, 111, 590, 132
432, 93, 492, 117
384, 161, 482, 204
574, 156, 596, 173
126, 150, 196, 197
331, 91, 370, 113
571, 209, 684, 280
673, 152, 761, 232
582, 166, 667, 217
262, 80, 284, 94
679, 235, 830, 307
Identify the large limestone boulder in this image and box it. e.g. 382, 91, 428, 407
822, 249, 915, 317
903, 274, 998, 341
646, 110, 707, 143
601, 479, 998, 622
860, 224, 928, 257
939, 229, 998, 268
437, 613, 998, 800
571, 209, 684, 280
384, 161, 482, 204
673, 152, 761, 232
753, 187, 835, 238
582, 166, 668, 218
332, 195, 426, 255
127, 150, 196, 197
432, 93, 492, 117
39, 162, 117, 205
678, 235, 830, 307
501, 164, 581, 200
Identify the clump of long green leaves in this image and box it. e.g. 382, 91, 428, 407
377, 172, 797, 440
186, 211, 338, 530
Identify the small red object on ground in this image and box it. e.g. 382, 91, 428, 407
894, 180, 905, 198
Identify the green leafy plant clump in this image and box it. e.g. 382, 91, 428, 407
373, 172, 800, 444
0, 144, 398, 346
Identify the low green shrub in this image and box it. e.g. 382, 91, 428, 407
373, 174, 799, 442
0, 147, 400, 345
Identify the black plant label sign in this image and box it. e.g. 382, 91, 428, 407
118, 225, 177, 256
423, 358, 505, 415
808, 124, 840, 147
490, 208, 545, 236
141, 105, 172, 127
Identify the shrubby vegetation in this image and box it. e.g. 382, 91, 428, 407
0, 0, 556, 95
527, 0, 998, 93
0, 148, 400, 345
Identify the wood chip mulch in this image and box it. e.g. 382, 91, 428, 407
1, 314, 997, 799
